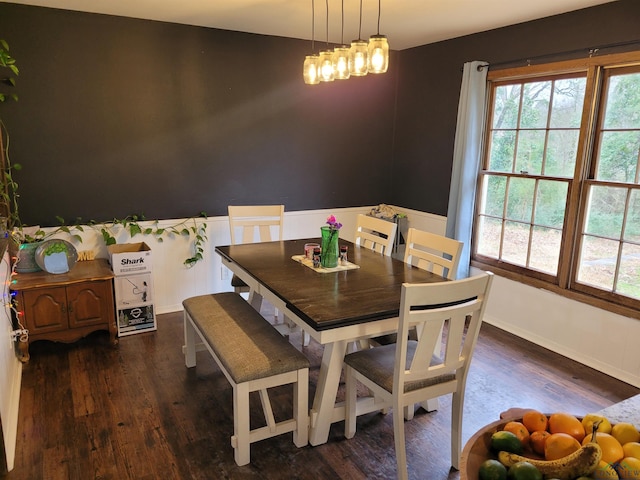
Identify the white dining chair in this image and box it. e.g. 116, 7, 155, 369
228, 205, 284, 315
227, 205, 310, 347
344, 272, 494, 480
354, 214, 397, 256
403, 227, 464, 281
371, 227, 465, 416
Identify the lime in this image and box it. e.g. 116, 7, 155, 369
491, 430, 523, 454
507, 461, 543, 480
478, 459, 508, 480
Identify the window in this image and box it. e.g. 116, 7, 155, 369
473, 52, 640, 317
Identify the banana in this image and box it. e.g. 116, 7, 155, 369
497, 442, 602, 480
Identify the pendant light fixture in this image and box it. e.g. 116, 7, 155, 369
318, 0, 334, 82
332, 0, 350, 80
349, 0, 368, 76
303, 0, 320, 85
367, 0, 389, 74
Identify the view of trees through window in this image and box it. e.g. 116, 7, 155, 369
474, 56, 640, 310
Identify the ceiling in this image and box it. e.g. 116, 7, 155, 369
3, 0, 616, 50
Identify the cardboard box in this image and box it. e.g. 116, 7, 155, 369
117, 304, 157, 336
114, 273, 153, 307
108, 242, 152, 276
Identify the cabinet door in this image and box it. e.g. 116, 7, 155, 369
66, 281, 112, 329
22, 287, 68, 334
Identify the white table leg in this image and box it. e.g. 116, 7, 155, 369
309, 339, 347, 446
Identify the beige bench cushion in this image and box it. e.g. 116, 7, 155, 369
183, 293, 309, 384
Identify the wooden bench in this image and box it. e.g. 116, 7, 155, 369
182, 292, 310, 466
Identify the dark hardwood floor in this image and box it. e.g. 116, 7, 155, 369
3, 307, 639, 480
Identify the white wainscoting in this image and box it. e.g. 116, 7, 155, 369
1, 251, 22, 472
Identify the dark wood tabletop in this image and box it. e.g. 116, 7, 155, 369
216, 238, 445, 331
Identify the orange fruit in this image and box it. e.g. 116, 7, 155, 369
544, 432, 581, 461
503, 421, 530, 446
583, 432, 625, 464
548, 412, 585, 442
612, 423, 640, 446
522, 410, 548, 433
617, 456, 640, 479
530, 430, 551, 456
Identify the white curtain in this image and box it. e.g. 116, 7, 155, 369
445, 61, 488, 279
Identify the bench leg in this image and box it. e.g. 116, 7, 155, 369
294, 368, 309, 447
233, 382, 251, 466
183, 311, 197, 368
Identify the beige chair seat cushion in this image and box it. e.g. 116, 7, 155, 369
344, 341, 455, 394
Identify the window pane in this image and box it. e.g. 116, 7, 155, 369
624, 189, 640, 242
596, 131, 640, 182
545, 129, 579, 177
584, 185, 626, 239
489, 130, 516, 172
502, 221, 529, 266
520, 81, 551, 129
529, 226, 561, 275
493, 84, 521, 129
480, 175, 507, 217
534, 180, 568, 228
603, 72, 640, 129
476, 216, 501, 258
549, 78, 586, 128
515, 130, 545, 175
577, 236, 619, 290
617, 242, 640, 300
506, 177, 535, 222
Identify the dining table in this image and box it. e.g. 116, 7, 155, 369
216, 237, 447, 446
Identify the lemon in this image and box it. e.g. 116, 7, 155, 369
617, 457, 640, 480
479, 459, 508, 480
592, 460, 621, 479
612, 423, 640, 446
623, 442, 640, 459
583, 413, 613, 435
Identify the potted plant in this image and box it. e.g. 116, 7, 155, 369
0, 38, 21, 261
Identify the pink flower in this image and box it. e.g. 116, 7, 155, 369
326, 215, 342, 230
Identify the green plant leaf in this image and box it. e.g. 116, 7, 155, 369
129, 224, 142, 236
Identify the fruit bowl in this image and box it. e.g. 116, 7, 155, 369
460, 408, 571, 480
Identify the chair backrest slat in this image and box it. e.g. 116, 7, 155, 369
354, 214, 397, 256
403, 228, 463, 280
228, 205, 284, 245
395, 273, 493, 392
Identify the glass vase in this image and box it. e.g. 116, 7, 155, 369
320, 226, 339, 268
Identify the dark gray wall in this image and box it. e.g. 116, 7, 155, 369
0, 3, 398, 225
1, 1, 639, 225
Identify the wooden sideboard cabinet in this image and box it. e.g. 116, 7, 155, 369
10, 259, 118, 361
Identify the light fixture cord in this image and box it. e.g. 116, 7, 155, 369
358, 0, 363, 40
377, 0, 381, 35
311, 0, 315, 52
341, 0, 344, 45
325, 0, 329, 49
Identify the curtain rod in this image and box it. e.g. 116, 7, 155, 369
477, 38, 640, 71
